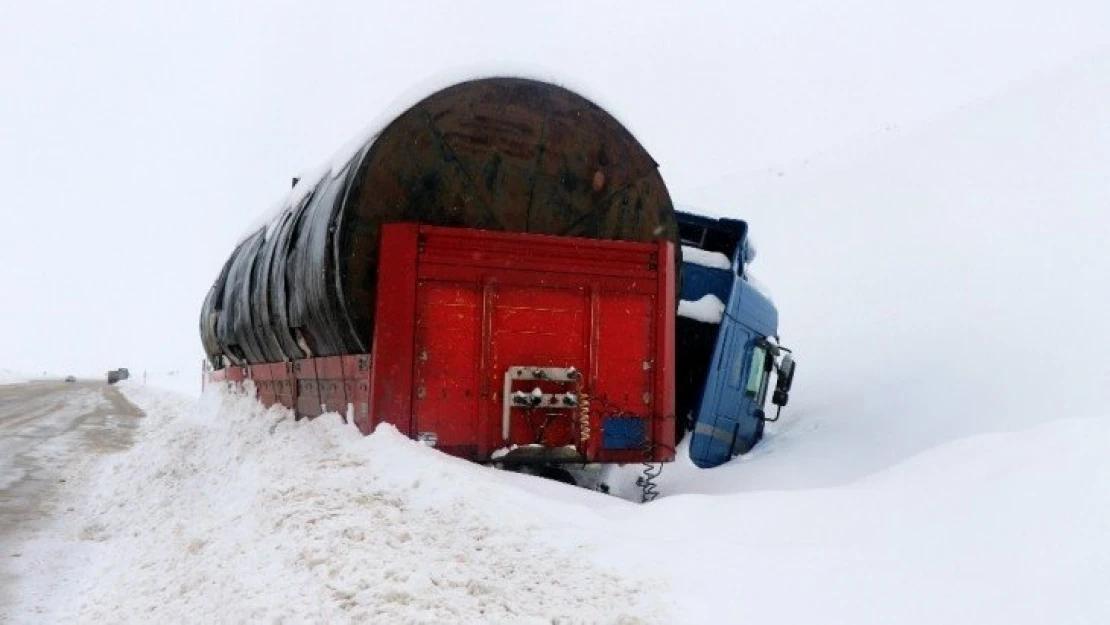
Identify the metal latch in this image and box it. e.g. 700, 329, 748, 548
502, 366, 582, 440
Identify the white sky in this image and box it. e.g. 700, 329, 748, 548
1, 0, 1107, 378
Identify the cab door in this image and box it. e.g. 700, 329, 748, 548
692, 309, 781, 467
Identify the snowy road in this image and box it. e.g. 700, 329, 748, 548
0, 381, 143, 622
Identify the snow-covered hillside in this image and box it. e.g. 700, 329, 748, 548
681, 50, 1110, 490
9, 51, 1109, 625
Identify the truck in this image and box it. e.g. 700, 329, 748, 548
107, 368, 130, 385
201, 76, 794, 492
674, 210, 795, 468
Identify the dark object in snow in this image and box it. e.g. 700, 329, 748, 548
64, 375, 76, 383
200, 77, 677, 367
106, 368, 129, 384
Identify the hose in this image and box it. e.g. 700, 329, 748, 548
640, 442, 663, 503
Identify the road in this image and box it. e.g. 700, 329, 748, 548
0, 381, 144, 622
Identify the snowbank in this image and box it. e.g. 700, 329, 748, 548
599, 415, 1110, 625
15, 383, 1108, 624
17, 385, 664, 624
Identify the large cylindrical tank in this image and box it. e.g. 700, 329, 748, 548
201, 77, 677, 366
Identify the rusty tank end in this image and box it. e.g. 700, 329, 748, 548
201, 77, 677, 367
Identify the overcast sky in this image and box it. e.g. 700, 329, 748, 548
1, 0, 1107, 378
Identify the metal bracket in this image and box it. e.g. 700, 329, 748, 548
502, 366, 581, 440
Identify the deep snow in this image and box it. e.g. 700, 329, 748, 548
11, 382, 1108, 624
681, 49, 1110, 490
14, 384, 664, 624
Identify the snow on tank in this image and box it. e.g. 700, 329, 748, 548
202, 76, 678, 367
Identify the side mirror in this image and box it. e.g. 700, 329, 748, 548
772, 389, 789, 407
771, 354, 796, 407
779, 354, 795, 388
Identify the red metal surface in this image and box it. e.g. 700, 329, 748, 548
315, 356, 347, 416
368, 223, 419, 437
273, 362, 295, 409
225, 366, 248, 384
343, 355, 371, 433
205, 223, 675, 465
293, 359, 322, 418
653, 241, 677, 462
370, 223, 672, 463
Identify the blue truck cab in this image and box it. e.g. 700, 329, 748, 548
675, 210, 796, 468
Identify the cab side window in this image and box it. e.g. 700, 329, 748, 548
745, 345, 767, 397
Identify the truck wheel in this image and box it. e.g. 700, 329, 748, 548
537, 466, 577, 486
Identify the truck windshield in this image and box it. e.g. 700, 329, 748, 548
677, 217, 743, 259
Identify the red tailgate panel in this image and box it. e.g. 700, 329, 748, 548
384, 224, 674, 464
487, 285, 588, 451
412, 283, 482, 458
595, 293, 656, 463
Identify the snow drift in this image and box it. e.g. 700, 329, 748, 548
15, 385, 663, 624
14, 382, 1109, 625
682, 50, 1110, 490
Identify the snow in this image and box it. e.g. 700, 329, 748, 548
678, 49, 1110, 488
12, 385, 663, 624
136, 368, 202, 398
598, 416, 1110, 625
677, 294, 725, 324
13, 382, 1109, 624
680, 245, 731, 270
0, 369, 30, 385
9, 48, 1110, 625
